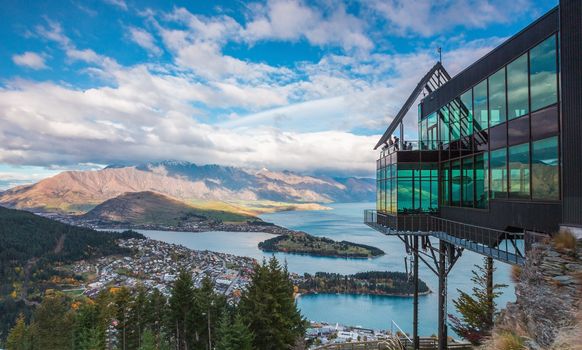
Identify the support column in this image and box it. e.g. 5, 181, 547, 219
438, 241, 447, 350
413, 235, 419, 350
486, 257, 494, 328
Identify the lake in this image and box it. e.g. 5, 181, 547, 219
137, 202, 515, 337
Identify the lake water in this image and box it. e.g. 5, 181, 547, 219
137, 202, 515, 337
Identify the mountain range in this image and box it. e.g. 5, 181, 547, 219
0, 161, 374, 214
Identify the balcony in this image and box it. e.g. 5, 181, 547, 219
364, 209, 531, 265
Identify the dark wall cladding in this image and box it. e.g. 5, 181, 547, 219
441, 201, 562, 234
560, 0, 582, 226
422, 8, 559, 117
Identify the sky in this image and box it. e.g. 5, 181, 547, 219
0, 0, 557, 189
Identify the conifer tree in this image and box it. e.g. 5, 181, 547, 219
240, 257, 305, 350
6, 314, 32, 350
168, 271, 196, 349
139, 329, 156, 350
449, 257, 507, 345
215, 313, 253, 350
29, 295, 75, 350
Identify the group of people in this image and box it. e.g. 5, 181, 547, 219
381, 136, 414, 151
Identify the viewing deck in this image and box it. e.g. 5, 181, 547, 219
364, 210, 536, 265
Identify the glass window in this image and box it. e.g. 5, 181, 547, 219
490, 148, 507, 199
532, 136, 559, 200
489, 68, 506, 127
530, 35, 558, 112
508, 115, 530, 146
475, 153, 488, 209
507, 54, 529, 119
451, 160, 462, 206
509, 143, 530, 199
531, 105, 559, 140
439, 107, 450, 145
474, 80, 488, 132
427, 113, 438, 149
489, 123, 507, 150
462, 156, 475, 207
449, 102, 461, 141
441, 162, 450, 206
460, 91, 473, 137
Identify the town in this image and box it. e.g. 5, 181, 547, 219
70, 238, 256, 302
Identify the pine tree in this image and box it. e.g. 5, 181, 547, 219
215, 313, 253, 350
168, 271, 196, 350
240, 257, 305, 350
6, 314, 32, 350
30, 295, 75, 350
449, 257, 507, 345
191, 276, 227, 350
139, 329, 156, 350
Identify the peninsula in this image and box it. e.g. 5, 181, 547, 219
296, 271, 430, 297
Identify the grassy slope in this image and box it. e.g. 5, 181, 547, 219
84, 191, 256, 224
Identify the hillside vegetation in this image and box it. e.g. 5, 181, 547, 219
82, 191, 255, 224
0, 206, 143, 340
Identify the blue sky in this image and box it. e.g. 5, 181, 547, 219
0, 0, 557, 188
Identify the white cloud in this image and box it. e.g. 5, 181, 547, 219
243, 0, 373, 51
103, 0, 128, 11
128, 26, 162, 56
12, 52, 47, 70
368, 0, 531, 37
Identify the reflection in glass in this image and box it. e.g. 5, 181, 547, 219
490, 148, 507, 199
507, 54, 529, 119
508, 115, 530, 146
460, 90, 473, 138
474, 81, 488, 132
462, 156, 475, 207
441, 162, 450, 206
489, 68, 506, 127
439, 107, 450, 145
451, 160, 462, 206
509, 143, 530, 199
532, 136, 559, 200
530, 35, 557, 112
475, 153, 488, 209
531, 105, 559, 140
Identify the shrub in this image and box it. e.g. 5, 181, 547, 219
510, 266, 522, 284
488, 331, 525, 350
553, 230, 577, 251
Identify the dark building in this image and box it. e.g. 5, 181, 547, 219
369, 2, 582, 239
364, 1, 581, 348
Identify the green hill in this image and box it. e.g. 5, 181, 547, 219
0, 206, 143, 341
81, 191, 255, 225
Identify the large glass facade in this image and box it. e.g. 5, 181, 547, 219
489, 68, 506, 127
509, 143, 530, 199
530, 35, 557, 112
384, 32, 560, 216
532, 136, 559, 200
507, 54, 529, 119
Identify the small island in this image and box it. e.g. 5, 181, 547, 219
258, 232, 385, 258
296, 271, 430, 297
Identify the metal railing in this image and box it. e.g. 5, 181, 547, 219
314, 339, 404, 350
364, 209, 529, 265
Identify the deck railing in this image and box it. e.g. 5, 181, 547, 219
364, 209, 545, 265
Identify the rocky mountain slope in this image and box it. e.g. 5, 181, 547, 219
0, 161, 374, 214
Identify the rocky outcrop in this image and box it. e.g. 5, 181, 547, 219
491, 240, 582, 349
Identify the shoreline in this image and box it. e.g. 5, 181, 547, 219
296, 290, 433, 298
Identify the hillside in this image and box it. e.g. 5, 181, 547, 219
0, 161, 374, 214
0, 206, 143, 339
81, 191, 254, 225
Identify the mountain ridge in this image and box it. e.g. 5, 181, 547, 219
0, 161, 374, 214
